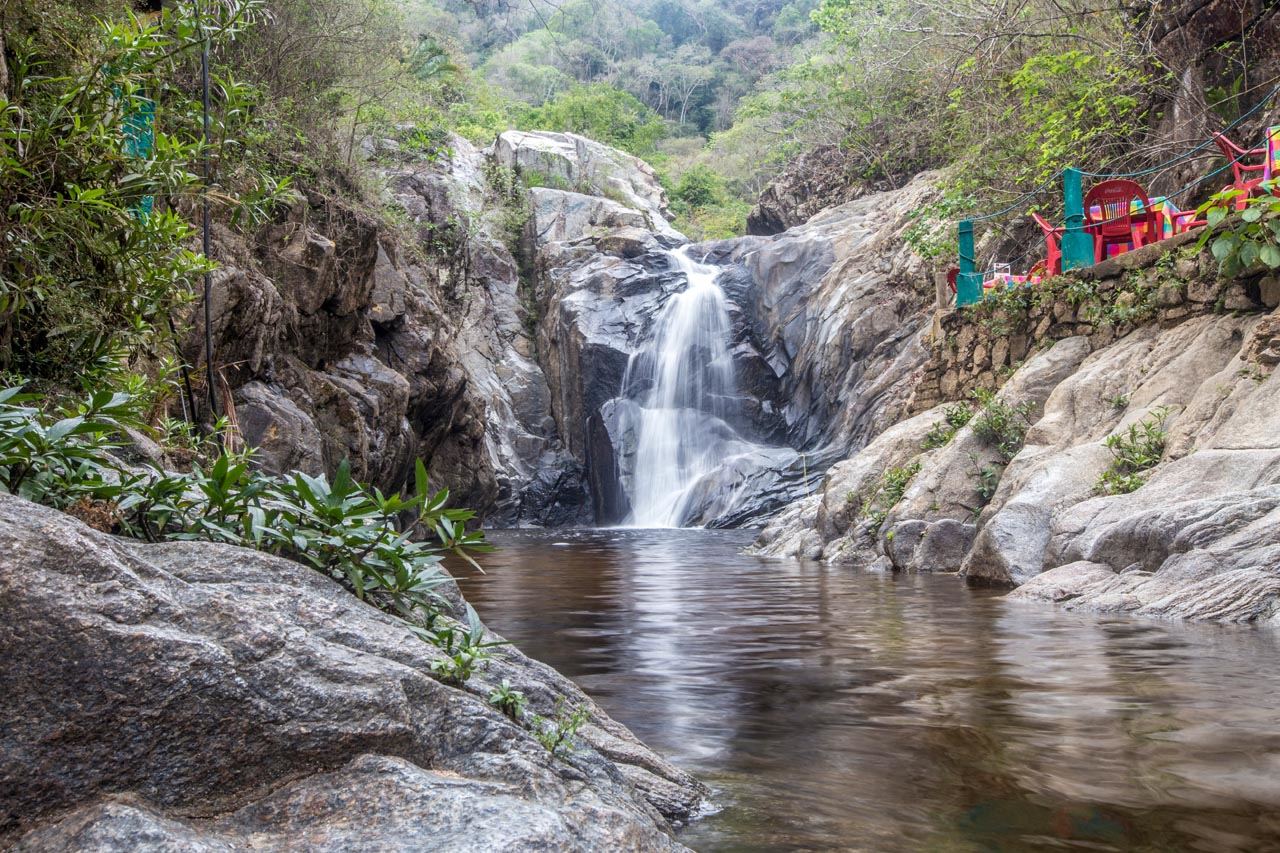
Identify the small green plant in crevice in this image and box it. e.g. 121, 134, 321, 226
1095, 408, 1169, 496
960, 453, 1004, 517
533, 699, 590, 758
488, 679, 529, 721
970, 388, 1035, 462
860, 461, 922, 534
1107, 393, 1130, 411
921, 402, 975, 450
976, 464, 1002, 508
426, 603, 508, 685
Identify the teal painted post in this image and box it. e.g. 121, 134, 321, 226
121, 93, 156, 219
956, 219, 981, 306
1061, 168, 1093, 270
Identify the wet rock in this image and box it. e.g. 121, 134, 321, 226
0, 495, 704, 848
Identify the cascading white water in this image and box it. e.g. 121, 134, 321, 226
621, 247, 742, 527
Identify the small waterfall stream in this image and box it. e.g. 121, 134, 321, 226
618, 247, 755, 527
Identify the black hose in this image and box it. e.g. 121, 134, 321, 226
199, 0, 220, 427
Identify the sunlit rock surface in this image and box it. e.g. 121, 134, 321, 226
757, 290, 1280, 622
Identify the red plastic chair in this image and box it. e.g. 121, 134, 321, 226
1167, 209, 1207, 234
1084, 179, 1159, 263
1030, 212, 1063, 275
1213, 131, 1269, 209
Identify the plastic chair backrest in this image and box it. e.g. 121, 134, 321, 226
1214, 132, 1268, 183
1030, 212, 1062, 274
1266, 125, 1279, 182
1084, 179, 1154, 235
1030, 212, 1058, 240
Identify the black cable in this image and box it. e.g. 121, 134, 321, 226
166, 314, 199, 424
199, 0, 220, 427
968, 169, 1065, 223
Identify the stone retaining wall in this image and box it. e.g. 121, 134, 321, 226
909, 231, 1280, 412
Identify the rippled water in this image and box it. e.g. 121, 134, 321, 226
455, 528, 1280, 853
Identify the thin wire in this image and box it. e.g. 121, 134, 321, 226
1080, 79, 1280, 179
968, 169, 1064, 222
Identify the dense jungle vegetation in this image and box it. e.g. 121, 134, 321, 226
1, 0, 1273, 405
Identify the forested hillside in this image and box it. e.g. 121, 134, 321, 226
379, 0, 1280, 239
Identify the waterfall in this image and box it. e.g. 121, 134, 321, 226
619, 247, 746, 527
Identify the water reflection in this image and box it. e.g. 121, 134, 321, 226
455, 528, 1280, 852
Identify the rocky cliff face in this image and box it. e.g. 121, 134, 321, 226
0, 494, 705, 850
754, 233, 1280, 624
199, 134, 595, 528
746, 145, 872, 236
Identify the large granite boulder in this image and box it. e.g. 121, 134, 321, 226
0, 495, 704, 849
495, 130, 674, 231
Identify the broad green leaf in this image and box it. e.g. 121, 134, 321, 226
1211, 234, 1237, 260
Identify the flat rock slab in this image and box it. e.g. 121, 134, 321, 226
0, 495, 701, 850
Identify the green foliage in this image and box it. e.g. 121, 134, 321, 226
1096, 408, 1168, 495
519, 84, 667, 157
992, 49, 1146, 189
1199, 191, 1280, 278
903, 190, 977, 261
0, 386, 141, 506
532, 699, 590, 758
967, 264, 1162, 333
921, 403, 974, 450
975, 463, 1002, 508
671, 164, 723, 208
970, 388, 1034, 462
859, 461, 921, 534
752, 0, 1161, 223
667, 163, 750, 239
489, 679, 529, 720
0, 382, 494, 681
428, 603, 508, 684
0, 2, 288, 384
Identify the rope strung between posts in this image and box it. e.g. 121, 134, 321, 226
1080, 78, 1280, 180
957, 77, 1280, 227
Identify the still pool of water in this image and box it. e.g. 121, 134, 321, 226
455, 528, 1280, 852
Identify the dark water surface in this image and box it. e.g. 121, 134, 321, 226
454, 528, 1280, 852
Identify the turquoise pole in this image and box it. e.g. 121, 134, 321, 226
956, 219, 981, 306
1061, 168, 1093, 270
